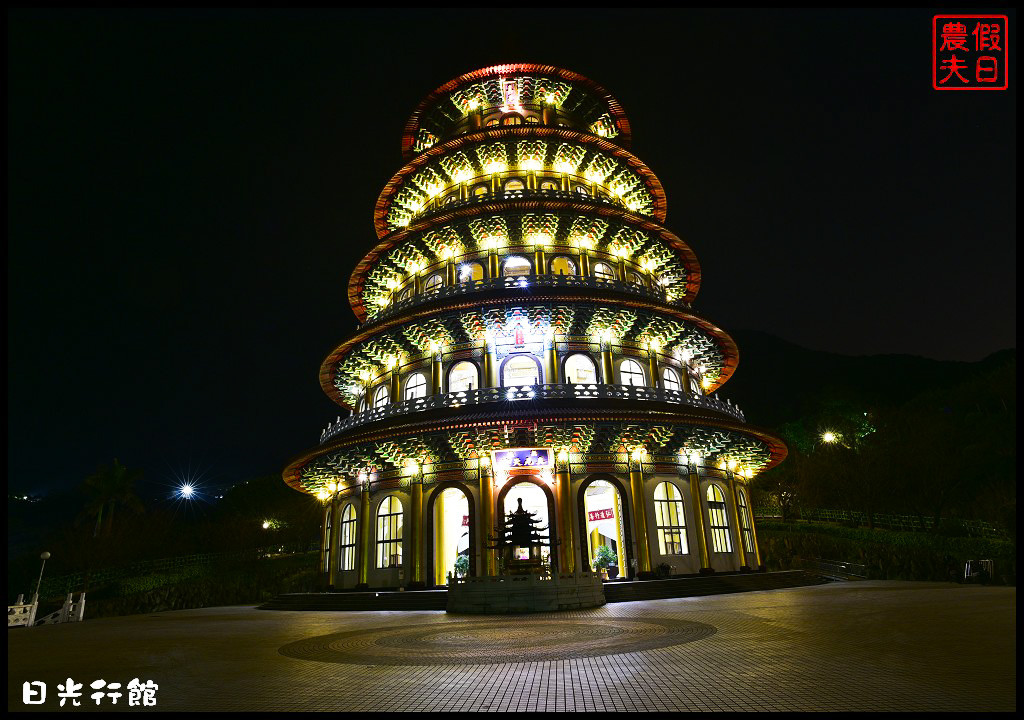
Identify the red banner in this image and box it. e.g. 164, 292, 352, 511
588, 508, 614, 522
461, 515, 469, 527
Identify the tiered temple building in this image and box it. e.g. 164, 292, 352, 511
282, 64, 786, 590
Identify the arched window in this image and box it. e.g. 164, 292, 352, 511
662, 367, 682, 392
504, 179, 525, 192
423, 273, 443, 294
619, 358, 646, 387
502, 255, 532, 277
485, 117, 499, 127
502, 354, 540, 387
459, 262, 484, 282
404, 372, 427, 400
574, 185, 590, 196
448, 361, 479, 392
376, 496, 403, 568
549, 256, 577, 275
338, 504, 356, 571
525, 115, 540, 124
398, 285, 413, 302
654, 482, 688, 555
373, 384, 390, 408
592, 262, 615, 281
630, 272, 645, 286
564, 353, 597, 384
540, 180, 558, 191
323, 507, 333, 572
501, 114, 523, 126
706, 484, 733, 553
737, 488, 755, 554
473, 184, 489, 196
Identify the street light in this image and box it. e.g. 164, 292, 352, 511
34, 551, 51, 603
821, 431, 838, 444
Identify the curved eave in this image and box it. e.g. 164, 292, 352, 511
400, 63, 633, 160
282, 407, 786, 494
348, 198, 702, 322
375, 126, 665, 240
319, 294, 739, 410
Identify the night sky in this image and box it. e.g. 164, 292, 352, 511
8, 9, 1016, 496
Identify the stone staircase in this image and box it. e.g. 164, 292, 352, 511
603, 569, 829, 603
258, 570, 827, 612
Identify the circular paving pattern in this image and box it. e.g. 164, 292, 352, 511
279, 616, 716, 665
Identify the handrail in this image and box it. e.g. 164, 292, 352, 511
411, 186, 645, 227
363, 273, 689, 328
320, 383, 744, 443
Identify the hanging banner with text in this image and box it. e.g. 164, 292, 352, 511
491, 448, 554, 473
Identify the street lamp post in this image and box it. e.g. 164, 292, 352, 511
33, 551, 51, 603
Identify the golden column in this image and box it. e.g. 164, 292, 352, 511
534, 245, 546, 275
544, 335, 558, 386
485, 337, 499, 387
629, 455, 652, 574
578, 247, 591, 277
647, 349, 660, 390
726, 472, 748, 570
434, 490, 445, 586
357, 481, 372, 588
326, 497, 340, 588
481, 337, 493, 389
410, 473, 424, 585
389, 361, 400, 400
600, 340, 614, 384
478, 460, 495, 575
746, 482, 764, 569
555, 454, 575, 573
430, 347, 443, 395
688, 467, 712, 573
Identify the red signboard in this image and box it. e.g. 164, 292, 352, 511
461, 515, 469, 527
588, 508, 614, 522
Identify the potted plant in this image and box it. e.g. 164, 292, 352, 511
592, 545, 618, 580
453, 554, 470, 579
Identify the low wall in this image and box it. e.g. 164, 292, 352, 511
447, 572, 606, 614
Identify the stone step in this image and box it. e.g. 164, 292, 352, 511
258, 571, 827, 612
604, 570, 828, 603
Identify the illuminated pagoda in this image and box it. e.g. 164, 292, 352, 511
283, 64, 786, 592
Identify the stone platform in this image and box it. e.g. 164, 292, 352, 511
446, 572, 605, 613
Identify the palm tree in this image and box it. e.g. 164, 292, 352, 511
82, 458, 144, 537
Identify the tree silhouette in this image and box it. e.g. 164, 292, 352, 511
81, 458, 144, 537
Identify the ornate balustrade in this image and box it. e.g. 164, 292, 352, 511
364, 273, 689, 328
418, 186, 638, 224
320, 383, 745, 444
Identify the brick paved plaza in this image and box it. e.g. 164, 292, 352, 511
8, 581, 1015, 712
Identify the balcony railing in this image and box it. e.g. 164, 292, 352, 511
364, 273, 690, 328
419, 185, 644, 223
320, 383, 745, 444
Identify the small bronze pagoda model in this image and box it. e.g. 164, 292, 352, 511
488, 497, 556, 575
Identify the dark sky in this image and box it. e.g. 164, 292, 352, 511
8, 9, 1016, 495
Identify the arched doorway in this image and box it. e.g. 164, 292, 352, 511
496, 477, 558, 572
426, 483, 474, 586
577, 476, 633, 579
